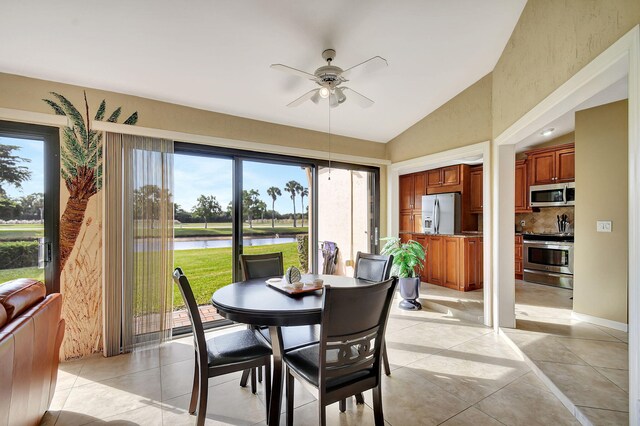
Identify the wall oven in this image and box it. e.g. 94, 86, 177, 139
529, 182, 575, 207
523, 233, 574, 289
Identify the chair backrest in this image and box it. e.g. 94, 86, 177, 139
240, 252, 284, 280
172, 268, 208, 369
353, 252, 393, 282
318, 278, 397, 390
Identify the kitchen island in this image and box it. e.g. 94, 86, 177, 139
401, 232, 483, 292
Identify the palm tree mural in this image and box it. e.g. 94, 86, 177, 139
266, 186, 281, 228
284, 180, 299, 227
43, 91, 137, 270
298, 186, 308, 227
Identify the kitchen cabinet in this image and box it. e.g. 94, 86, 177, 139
427, 165, 461, 192
414, 234, 428, 282
515, 160, 531, 213
422, 234, 482, 292
515, 234, 523, 279
469, 166, 483, 213
527, 143, 575, 185
400, 172, 426, 211
470, 162, 530, 214
399, 172, 426, 233
463, 237, 483, 291
426, 235, 444, 285
443, 237, 461, 290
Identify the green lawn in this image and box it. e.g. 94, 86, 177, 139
173, 242, 302, 308
0, 266, 44, 284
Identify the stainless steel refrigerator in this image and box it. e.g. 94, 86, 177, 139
421, 193, 461, 234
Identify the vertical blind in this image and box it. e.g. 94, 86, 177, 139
104, 132, 174, 356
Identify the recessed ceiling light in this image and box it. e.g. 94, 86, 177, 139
540, 128, 555, 137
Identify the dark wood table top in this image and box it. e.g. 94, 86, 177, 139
210, 274, 372, 327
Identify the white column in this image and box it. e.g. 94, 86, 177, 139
492, 143, 516, 329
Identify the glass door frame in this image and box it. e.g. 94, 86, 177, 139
174, 142, 381, 277
0, 120, 60, 294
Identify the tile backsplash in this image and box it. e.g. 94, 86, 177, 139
516, 207, 574, 234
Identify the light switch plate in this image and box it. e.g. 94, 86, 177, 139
596, 220, 612, 232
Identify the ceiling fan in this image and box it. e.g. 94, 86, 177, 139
271, 49, 387, 108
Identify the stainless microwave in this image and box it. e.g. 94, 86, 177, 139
529, 182, 575, 207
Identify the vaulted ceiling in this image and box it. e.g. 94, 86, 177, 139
0, 0, 526, 142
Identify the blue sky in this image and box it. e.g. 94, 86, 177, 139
174, 154, 310, 214
0, 138, 310, 214
0, 137, 44, 198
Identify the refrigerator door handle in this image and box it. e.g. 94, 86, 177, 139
434, 198, 440, 234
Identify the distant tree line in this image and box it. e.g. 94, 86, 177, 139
174, 180, 309, 228
0, 144, 44, 221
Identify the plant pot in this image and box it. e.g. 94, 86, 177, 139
398, 277, 422, 310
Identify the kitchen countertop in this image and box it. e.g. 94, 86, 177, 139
403, 232, 483, 238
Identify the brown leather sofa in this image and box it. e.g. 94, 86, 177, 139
0, 279, 65, 426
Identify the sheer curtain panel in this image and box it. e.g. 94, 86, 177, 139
103, 132, 174, 355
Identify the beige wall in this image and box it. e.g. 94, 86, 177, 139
386, 73, 492, 163
492, 0, 640, 138
0, 72, 386, 160
573, 100, 628, 324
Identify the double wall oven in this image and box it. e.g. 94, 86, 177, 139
523, 233, 574, 289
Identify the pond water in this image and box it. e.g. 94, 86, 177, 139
174, 237, 296, 251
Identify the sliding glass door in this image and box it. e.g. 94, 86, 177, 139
241, 160, 312, 273
317, 165, 378, 276
172, 143, 379, 330
172, 152, 233, 329
0, 121, 59, 292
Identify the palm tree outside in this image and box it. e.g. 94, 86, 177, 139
298, 186, 308, 227
284, 180, 299, 227
266, 186, 281, 228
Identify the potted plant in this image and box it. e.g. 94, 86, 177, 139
381, 237, 426, 310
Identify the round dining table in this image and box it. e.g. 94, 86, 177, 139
210, 273, 373, 426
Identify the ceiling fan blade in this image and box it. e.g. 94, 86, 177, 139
340, 56, 388, 79
270, 64, 317, 80
287, 89, 320, 107
342, 87, 375, 108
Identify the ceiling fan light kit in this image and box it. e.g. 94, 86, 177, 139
271, 49, 387, 108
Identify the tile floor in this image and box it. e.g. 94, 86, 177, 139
502, 280, 629, 425
42, 293, 581, 426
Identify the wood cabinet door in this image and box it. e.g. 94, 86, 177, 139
412, 172, 426, 211
529, 152, 555, 185
463, 238, 480, 290
427, 235, 444, 285
400, 233, 411, 244
427, 169, 442, 187
555, 148, 575, 182
414, 235, 428, 282
470, 168, 483, 213
441, 165, 461, 187
443, 237, 460, 290
412, 212, 423, 233
515, 260, 523, 277
399, 174, 414, 211
515, 160, 528, 212
400, 212, 413, 233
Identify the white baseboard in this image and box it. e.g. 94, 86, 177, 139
571, 311, 628, 332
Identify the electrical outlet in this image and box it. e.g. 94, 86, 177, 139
520, 220, 526, 227
596, 220, 612, 232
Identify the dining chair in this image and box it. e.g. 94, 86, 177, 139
353, 251, 394, 377
172, 268, 272, 426
284, 278, 398, 426
239, 252, 320, 385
